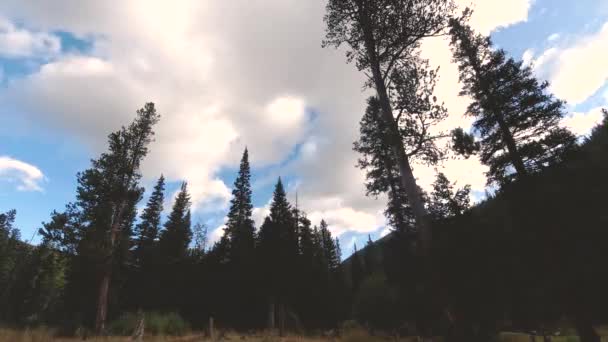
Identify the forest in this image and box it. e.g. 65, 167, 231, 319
1, 1, 608, 341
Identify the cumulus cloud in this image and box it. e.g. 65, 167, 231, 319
0, 156, 45, 191
532, 22, 608, 105
0, 17, 60, 58
457, 0, 532, 35
0, 0, 530, 236
562, 107, 606, 136
547, 33, 560, 42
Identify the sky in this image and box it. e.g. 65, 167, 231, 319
1, 0, 607, 256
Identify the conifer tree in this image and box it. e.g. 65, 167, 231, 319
134, 175, 165, 264
364, 235, 378, 276
324, 0, 459, 253
319, 220, 339, 271
73, 103, 159, 332
298, 213, 315, 266
257, 178, 297, 331
428, 172, 471, 220
351, 243, 365, 293
225, 149, 256, 266
159, 182, 192, 262
449, 17, 577, 185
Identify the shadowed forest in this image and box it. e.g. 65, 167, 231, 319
1, 1, 608, 341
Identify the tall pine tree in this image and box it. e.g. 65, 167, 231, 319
257, 178, 297, 331
225, 149, 256, 268
134, 175, 165, 264
73, 102, 159, 331
324, 0, 459, 254
449, 16, 577, 185
159, 182, 192, 262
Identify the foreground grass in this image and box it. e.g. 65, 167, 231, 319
2, 328, 608, 342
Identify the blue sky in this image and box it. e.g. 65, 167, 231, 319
1, 0, 607, 257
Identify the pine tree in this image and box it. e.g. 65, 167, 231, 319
449, 17, 577, 185
354, 95, 434, 236
324, 0, 459, 254
351, 244, 364, 293
225, 149, 256, 267
428, 172, 471, 220
256, 178, 297, 332
319, 220, 339, 271
73, 102, 159, 332
298, 212, 315, 266
134, 175, 165, 264
364, 235, 378, 276
159, 182, 192, 262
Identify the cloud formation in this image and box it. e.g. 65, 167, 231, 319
562, 107, 606, 137
0, 16, 60, 58
0, 0, 531, 237
0, 156, 45, 192
531, 22, 608, 105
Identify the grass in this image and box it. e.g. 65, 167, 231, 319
1, 327, 608, 342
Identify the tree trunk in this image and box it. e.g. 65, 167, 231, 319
267, 298, 275, 331
357, 1, 432, 256
94, 270, 111, 333
496, 116, 528, 177
94, 203, 127, 333
209, 316, 215, 341
279, 302, 286, 336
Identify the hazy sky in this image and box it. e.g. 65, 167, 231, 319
1, 0, 607, 254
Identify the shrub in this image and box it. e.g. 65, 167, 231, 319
352, 273, 400, 331
107, 311, 190, 336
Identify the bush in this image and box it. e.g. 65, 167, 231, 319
352, 273, 400, 331
107, 311, 190, 336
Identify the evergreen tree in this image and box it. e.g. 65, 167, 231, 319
324, 0, 459, 254
73, 102, 159, 331
319, 220, 339, 271
449, 17, 577, 185
159, 182, 192, 262
428, 172, 471, 220
225, 149, 256, 268
257, 178, 297, 331
354, 96, 430, 236
351, 244, 364, 293
364, 235, 378, 276
134, 175, 165, 264
335, 238, 342, 265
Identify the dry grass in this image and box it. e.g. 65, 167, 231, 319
2, 327, 608, 342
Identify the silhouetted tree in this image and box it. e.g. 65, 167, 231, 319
428, 172, 470, 220
257, 178, 297, 332
134, 175, 165, 264
324, 0, 459, 254
73, 103, 159, 332
449, 16, 577, 185
159, 182, 192, 262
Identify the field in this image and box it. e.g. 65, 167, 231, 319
2, 328, 608, 342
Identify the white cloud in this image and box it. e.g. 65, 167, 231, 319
547, 33, 560, 42
0, 0, 530, 235
0, 156, 45, 191
522, 49, 534, 67
0, 17, 60, 58
533, 22, 608, 105
562, 107, 606, 136
209, 224, 226, 247
379, 227, 392, 238
457, 0, 532, 35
